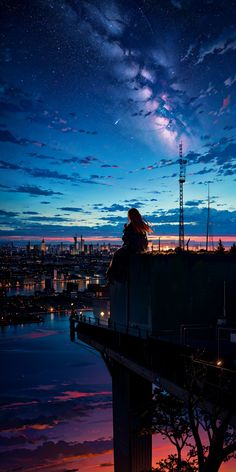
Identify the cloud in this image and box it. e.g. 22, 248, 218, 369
0, 209, 19, 217
99, 463, 114, 468
0, 157, 112, 187
11, 185, 63, 196
193, 167, 215, 175
61, 155, 100, 165
185, 199, 205, 207
26, 168, 77, 181
100, 164, 119, 168
196, 31, 236, 64
25, 216, 72, 222
224, 74, 236, 87
0, 159, 21, 170
0, 415, 61, 433
97, 203, 130, 212
0, 435, 48, 447
0, 129, 22, 144
198, 142, 236, 166
58, 207, 84, 212
0, 438, 113, 470
0, 129, 45, 147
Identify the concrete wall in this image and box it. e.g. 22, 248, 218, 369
111, 253, 236, 333
110, 281, 128, 326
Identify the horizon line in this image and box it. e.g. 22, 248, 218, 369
0, 235, 236, 244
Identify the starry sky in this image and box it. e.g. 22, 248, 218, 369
0, 0, 236, 241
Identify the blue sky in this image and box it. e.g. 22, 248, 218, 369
0, 0, 236, 240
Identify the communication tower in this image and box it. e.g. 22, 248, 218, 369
178, 142, 187, 250
206, 183, 214, 251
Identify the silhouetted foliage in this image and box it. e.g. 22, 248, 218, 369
147, 359, 236, 472
152, 454, 198, 471
216, 239, 225, 253
229, 243, 236, 254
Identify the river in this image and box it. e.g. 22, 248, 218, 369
5, 276, 105, 297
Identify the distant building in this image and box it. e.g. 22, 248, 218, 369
80, 235, 84, 254
89, 284, 110, 320
74, 236, 79, 254
26, 241, 32, 253
41, 238, 46, 253
44, 276, 52, 293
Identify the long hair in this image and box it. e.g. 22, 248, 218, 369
127, 208, 152, 234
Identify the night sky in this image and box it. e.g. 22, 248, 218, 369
0, 0, 236, 241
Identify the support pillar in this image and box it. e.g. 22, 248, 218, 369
112, 362, 152, 472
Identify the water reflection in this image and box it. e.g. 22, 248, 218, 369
1, 315, 235, 472
0, 314, 113, 472
5, 276, 104, 296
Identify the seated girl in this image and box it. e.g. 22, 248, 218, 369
107, 208, 152, 283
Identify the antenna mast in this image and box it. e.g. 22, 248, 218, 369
179, 142, 186, 250
206, 183, 210, 251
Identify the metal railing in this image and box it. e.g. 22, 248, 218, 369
71, 313, 236, 360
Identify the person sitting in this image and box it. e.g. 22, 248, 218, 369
107, 208, 152, 283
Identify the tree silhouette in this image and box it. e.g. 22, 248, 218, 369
148, 359, 236, 472
216, 239, 225, 253
229, 243, 236, 254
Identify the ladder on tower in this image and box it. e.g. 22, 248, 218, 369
179, 142, 187, 250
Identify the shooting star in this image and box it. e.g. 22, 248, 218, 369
138, 7, 154, 35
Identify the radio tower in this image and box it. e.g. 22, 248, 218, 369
178, 142, 187, 250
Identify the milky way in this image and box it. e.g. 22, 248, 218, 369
0, 0, 236, 239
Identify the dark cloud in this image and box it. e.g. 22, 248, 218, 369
185, 199, 205, 207
0, 438, 113, 470
11, 185, 63, 196
0, 129, 45, 147
61, 155, 100, 165
0, 159, 21, 170
0, 415, 60, 433
224, 125, 236, 131
0, 129, 21, 144
0, 209, 18, 217
0, 434, 48, 447
198, 143, 236, 166
58, 207, 84, 212
24, 216, 72, 222
99, 463, 114, 468
0, 156, 113, 186
193, 167, 215, 175
100, 164, 119, 168
98, 203, 130, 212
26, 168, 76, 181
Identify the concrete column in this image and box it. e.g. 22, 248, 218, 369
112, 362, 152, 472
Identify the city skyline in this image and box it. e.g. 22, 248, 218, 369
0, 0, 236, 240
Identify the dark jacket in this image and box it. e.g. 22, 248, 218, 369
122, 223, 148, 253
